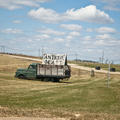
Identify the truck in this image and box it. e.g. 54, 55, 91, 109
15, 54, 71, 82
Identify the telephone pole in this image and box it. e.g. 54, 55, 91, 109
107, 61, 111, 88
101, 50, 104, 64
0, 45, 5, 53
41, 47, 44, 57
75, 53, 78, 64
38, 49, 40, 57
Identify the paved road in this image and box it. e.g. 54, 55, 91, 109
8, 54, 120, 75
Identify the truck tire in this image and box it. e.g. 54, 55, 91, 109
18, 74, 25, 79
52, 78, 60, 82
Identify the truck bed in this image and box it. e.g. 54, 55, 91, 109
37, 64, 68, 78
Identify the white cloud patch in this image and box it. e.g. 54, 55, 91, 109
0, 0, 50, 10
38, 28, 65, 36
69, 31, 80, 37
35, 34, 50, 40
91, 0, 120, 11
53, 38, 64, 42
82, 33, 119, 47
28, 8, 62, 23
95, 34, 119, 46
96, 34, 112, 40
104, 6, 120, 11
65, 5, 113, 23
60, 24, 82, 31
28, 5, 113, 24
66, 31, 81, 40
86, 28, 93, 32
96, 27, 116, 33
95, 40, 106, 45
13, 20, 22, 24
1, 28, 23, 34
84, 36, 92, 41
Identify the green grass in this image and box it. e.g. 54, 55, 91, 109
0, 54, 120, 119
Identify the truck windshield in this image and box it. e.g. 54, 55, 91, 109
28, 65, 36, 69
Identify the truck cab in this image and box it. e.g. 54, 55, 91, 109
15, 63, 38, 79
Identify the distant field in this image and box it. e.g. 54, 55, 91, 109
69, 60, 120, 72
0, 54, 120, 120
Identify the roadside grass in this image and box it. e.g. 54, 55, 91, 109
0, 54, 120, 119
69, 60, 120, 72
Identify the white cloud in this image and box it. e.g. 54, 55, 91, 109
66, 31, 80, 40
95, 39, 119, 46
104, 6, 120, 11
91, 0, 120, 11
65, 5, 113, 23
85, 49, 93, 52
96, 34, 111, 40
53, 38, 64, 42
84, 36, 92, 41
95, 34, 120, 46
96, 27, 116, 33
86, 28, 93, 32
35, 34, 50, 40
28, 5, 113, 24
60, 24, 82, 31
28, 7, 61, 23
38, 28, 65, 36
82, 33, 119, 47
82, 36, 92, 44
13, 20, 22, 24
95, 40, 106, 45
69, 31, 80, 37
1, 28, 23, 34
0, 0, 50, 10
66, 35, 73, 40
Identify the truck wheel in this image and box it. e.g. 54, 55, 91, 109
52, 78, 60, 82
18, 75, 25, 79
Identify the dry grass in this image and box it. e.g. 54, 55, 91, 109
0, 54, 120, 119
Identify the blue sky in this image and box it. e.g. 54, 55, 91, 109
0, 0, 120, 63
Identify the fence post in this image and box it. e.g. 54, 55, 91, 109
90, 69, 95, 77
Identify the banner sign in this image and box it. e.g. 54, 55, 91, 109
42, 54, 67, 65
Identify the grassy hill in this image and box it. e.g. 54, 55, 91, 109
0, 54, 120, 119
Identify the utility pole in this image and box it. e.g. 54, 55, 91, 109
99, 57, 102, 63
41, 47, 44, 57
0, 46, 5, 53
101, 50, 104, 64
105, 59, 108, 64
107, 61, 111, 88
75, 53, 78, 64
38, 49, 40, 57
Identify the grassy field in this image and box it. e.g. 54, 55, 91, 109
0, 54, 120, 119
69, 60, 120, 72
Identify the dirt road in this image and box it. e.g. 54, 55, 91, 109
7, 54, 120, 75
0, 117, 65, 120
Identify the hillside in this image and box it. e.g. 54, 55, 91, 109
0, 54, 120, 120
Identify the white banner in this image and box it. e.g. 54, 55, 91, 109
42, 54, 67, 65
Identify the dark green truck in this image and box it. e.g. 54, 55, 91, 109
15, 63, 71, 82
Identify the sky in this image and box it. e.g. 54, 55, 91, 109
0, 0, 120, 63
